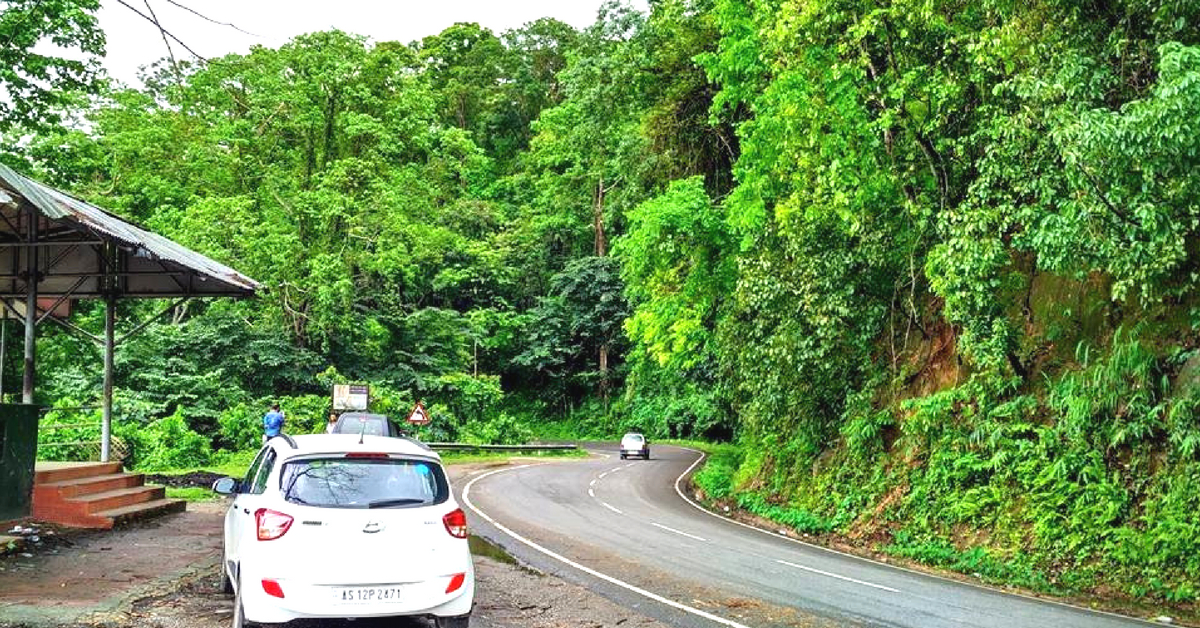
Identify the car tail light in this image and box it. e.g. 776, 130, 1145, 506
445, 572, 466, 594
442, 508, 468, 539
345, 452, 390, 458
261, 579, 285, 598
256, 508, 294, 541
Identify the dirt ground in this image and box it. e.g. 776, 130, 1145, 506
0, 462, 672, 628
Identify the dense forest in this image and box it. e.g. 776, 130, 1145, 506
4, 0, 1200, 611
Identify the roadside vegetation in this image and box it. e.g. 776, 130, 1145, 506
4, 0, 1200, 613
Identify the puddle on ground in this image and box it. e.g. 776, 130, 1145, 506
469, 534, 517, 565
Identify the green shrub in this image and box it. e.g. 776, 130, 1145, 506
884, 531, 1053, 592
460, 412, 533, 445
217, 402, 263, 452
37, 399, 100, 462
693, 444, 742, 500
735, 491, 836, 534
119, 409, 211, 471
217, 394, 330, 451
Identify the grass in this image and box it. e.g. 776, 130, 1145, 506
882, 533, 1057, 593
659, 439, 727, 454
165, 486, 221, 502
150, 448, 259, 479
438, 447, 589, 465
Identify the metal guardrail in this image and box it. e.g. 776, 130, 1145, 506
36, 406, 130, 462
427, 443, 579, 452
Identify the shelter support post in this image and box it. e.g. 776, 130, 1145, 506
101, 293, 114, 462
1, 318, 6, 401
22, 209, 36, 404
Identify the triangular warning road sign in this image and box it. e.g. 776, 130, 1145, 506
407, 401, 430, 425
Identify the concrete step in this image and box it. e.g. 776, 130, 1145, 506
40, 472, 145, 498
75, 486, 166, 515
34, 462, 122, 484
96, 498, 186, 526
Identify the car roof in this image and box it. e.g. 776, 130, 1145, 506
271, 433, 439, 461
623, 432, 644, 437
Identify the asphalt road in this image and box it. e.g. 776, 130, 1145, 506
461, 444, 1157, 628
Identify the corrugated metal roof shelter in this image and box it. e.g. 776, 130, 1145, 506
0, 164, 258, 297
0, 164, 261, 461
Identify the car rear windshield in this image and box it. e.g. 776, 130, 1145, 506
279, 457, 448, 508
335, 416, 388, 436
625, 434, 644, 441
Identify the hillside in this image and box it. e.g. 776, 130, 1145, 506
4, 0, 1199, 612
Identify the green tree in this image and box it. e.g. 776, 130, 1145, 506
0, 0, 104, 132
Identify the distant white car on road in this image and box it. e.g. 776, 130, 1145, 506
620, 432, 650, 460
212, 433, 474, 628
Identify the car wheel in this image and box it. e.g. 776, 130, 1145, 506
220, 558, 233, 595
620, 453, 626, 459
435, 614, 471, 628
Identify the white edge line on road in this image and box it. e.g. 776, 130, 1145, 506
590, 479, 597, 487
464, 464, 753, 628
777, 559, 899, 593
601, 501, 624, 515
651, 522, 707, 542
670, 447, 1163, 627
588, 488, 596, 498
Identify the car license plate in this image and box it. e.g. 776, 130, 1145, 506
333, 586, 405, 603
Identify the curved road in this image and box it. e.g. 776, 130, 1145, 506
461, 444, 1156, 628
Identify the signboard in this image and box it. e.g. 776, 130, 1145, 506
406, 401, 430, 425
0, 298, 72, 320
332, 384, 370, 411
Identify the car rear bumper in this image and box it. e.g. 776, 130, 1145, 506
241, 564, 475, 623
620, 448, 649, 457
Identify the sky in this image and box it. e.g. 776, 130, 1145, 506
96, 0, 638, 86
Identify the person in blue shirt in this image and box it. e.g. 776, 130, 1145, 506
262, 403, 285, 444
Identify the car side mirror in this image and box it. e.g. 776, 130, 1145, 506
212, 477, 239, 495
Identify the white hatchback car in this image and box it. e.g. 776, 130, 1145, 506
619, 432, 650, 460
212, 433, 474, 628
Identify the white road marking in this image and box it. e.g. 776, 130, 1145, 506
463, 465, 753, 628
776, 559, 899, 593
652, 522, 707, 542
590, 479, 596, 487
599, 471, 610, 479
600, 501, 624, 515
588, 488, 596, 498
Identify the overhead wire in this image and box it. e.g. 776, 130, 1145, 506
161, 0, 260, 38
141, 0, 182, 81
112, 0, 206, 61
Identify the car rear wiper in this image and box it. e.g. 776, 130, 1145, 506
367, 497, 425, 508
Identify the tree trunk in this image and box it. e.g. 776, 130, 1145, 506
599, 342, 609, 409
595, 177, 610, 406
593, 177, 607, 257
